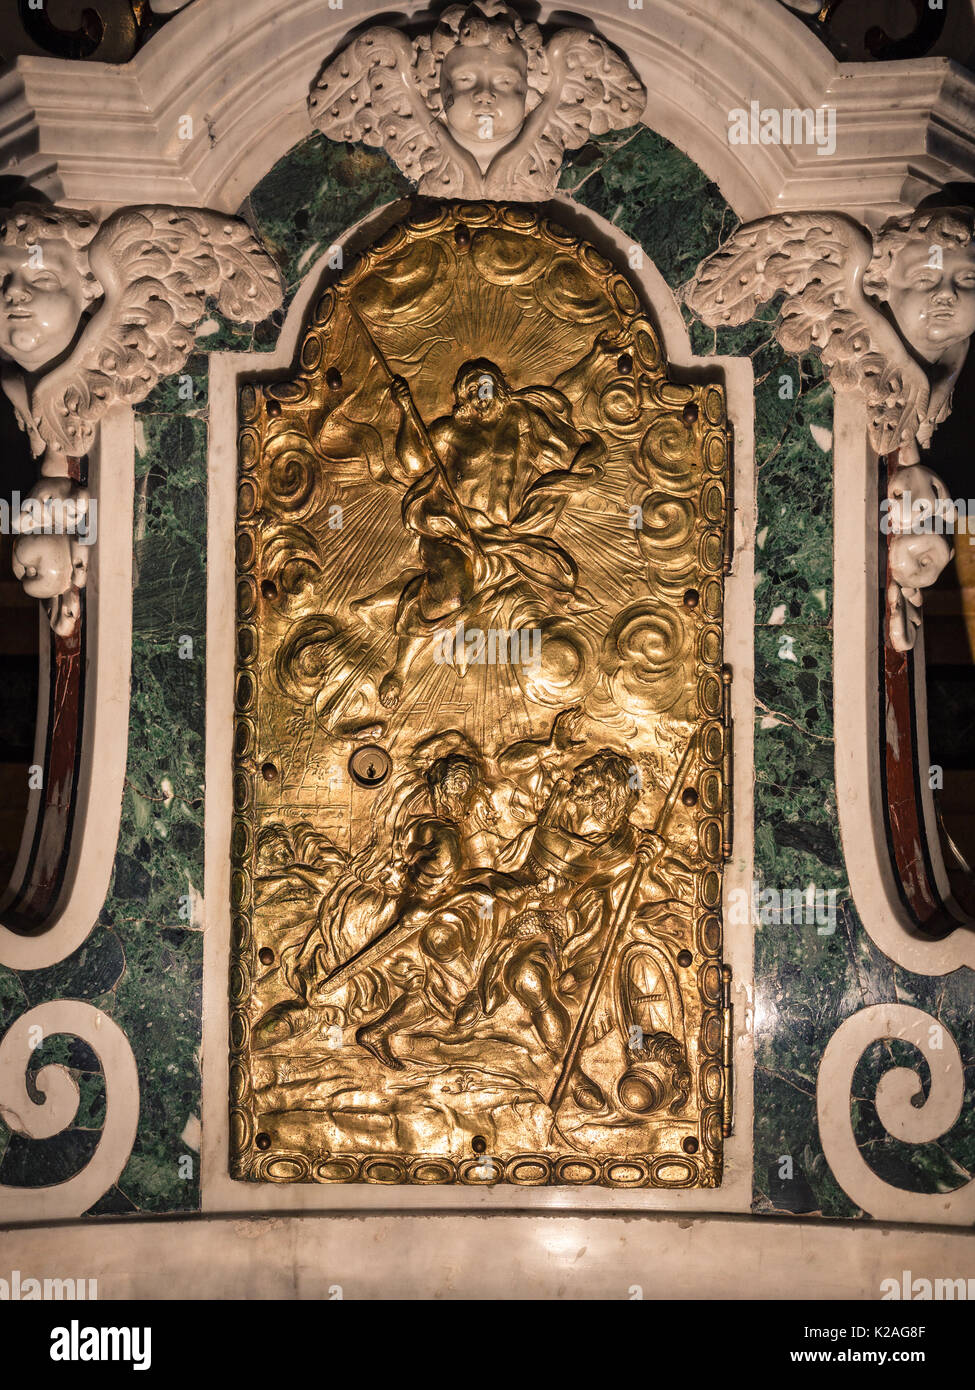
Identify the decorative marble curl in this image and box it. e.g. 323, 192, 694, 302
817, 1004, 975, 1225
0, 1002, 139, 1220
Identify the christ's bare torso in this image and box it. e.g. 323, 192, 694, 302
430, 407, 528, 525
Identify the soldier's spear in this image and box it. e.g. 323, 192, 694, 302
548, 729, 699, 1114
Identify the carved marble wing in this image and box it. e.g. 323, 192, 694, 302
490, 30, 647, 197
308, 28, 467, 194
684, 213, 930, 456
30, 206, 284, 457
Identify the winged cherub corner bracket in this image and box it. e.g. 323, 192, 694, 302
308, 0, 647, 200
0, 204, 284, 635
684, 207, 975, 653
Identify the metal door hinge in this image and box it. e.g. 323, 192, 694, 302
721, 664, 733, 861
721, 964, 734, 1137
723, 424, 735, 575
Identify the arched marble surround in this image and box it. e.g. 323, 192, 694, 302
2, 0, 974, 220
0, 0, 972, 1244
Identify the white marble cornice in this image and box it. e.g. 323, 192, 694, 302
0, 0, 973, 222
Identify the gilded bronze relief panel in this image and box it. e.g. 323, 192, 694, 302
232, 204, 730, 1188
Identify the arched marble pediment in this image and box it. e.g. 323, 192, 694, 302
3, 0, 972, 220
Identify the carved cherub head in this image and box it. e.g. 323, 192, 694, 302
864, 209, 975, 366
310, 7, 645, 200
685, 207, 975, 655
0, 202, 283, 460
0, 201, 284, 639
0, 206, 101, 374
885, 471, 955, 653
885, 463, 957, 536
417, 2, 543, 169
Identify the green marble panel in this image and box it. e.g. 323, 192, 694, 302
0, 124, 972, 1221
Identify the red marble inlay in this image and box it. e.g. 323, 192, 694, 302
5, 456, 86, 932
882, 454, 945, 931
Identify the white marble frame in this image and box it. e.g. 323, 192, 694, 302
202, 197, 758, 1214
0, 0, 973, 1227
0, 407, 133, 971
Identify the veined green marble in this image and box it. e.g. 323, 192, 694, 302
0, 357, 208, 1211
101, 378, 208, 1214
0, 126, 972, 1219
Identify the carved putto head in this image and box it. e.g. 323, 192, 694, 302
0, 199, 284, 638
0, 206, 102, 374
885, 463, 956, 538
889, 528, 953, 596
885, 463, 957, 652
415, 2, 542, 167
863, 208, 975, 365
309, 3, 646, 200
684, 207, 975, 464
0, 202, 284, 460
678, 207, 975, 655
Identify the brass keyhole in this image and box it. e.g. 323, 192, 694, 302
349, 745, 392, 789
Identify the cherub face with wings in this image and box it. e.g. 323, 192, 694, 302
0, 200, 283, 636
0, 202, 283, 463
685, 206, 975, 461
310, 2, 644, 200
0, 209, 100, 374
423, 3, 542, 169
887, 241, 975, 363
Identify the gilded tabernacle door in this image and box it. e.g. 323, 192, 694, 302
231, 204, 731, 1189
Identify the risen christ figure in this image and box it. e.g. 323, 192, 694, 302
353, 358, 605, 708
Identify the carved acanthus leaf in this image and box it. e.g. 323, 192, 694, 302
309, 28, 469, 194
488, 30, 646, 198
